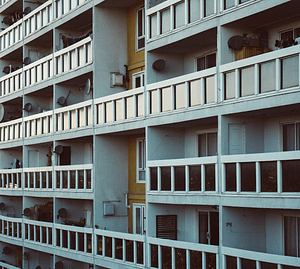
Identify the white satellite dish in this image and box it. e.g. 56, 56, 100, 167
85, 79, 91, 95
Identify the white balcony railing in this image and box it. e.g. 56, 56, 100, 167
0, 0, 12, 7
222, 246, 300, 269
148, 236, 219, 269
95, 87, 145, 125
146, 0, 217, 40
23, 219, 53, 246
54, 0, 87, 19
23, 166, 52, 190
221, 151, 300, 194
54, 37, 92, 76
24, 110, 53, 138
0, 118, 22, 142
148, 156, 218, 193
55, 100, 92, 132
0, 215, 22, 239
0, 19, 22, 51
0, 68, 22, 96
0, 169, 22, 189
220, 45, 300, 102
55, 223, 93, 254
0, 261, 21, 269
95, 229, 145, 267
147, 68, 217, 115
54, 164, 93, 191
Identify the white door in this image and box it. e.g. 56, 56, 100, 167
229, 124, 245, 155
133, 204, 145, 235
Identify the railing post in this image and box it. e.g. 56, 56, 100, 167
202, 251, 206, 269
276, 58, 281, 91
201, 164, 205, 192
236, 163, 241, 193
171, 85, 175, 111
277, 160, 282, 194
215, 163, 219, 192
254, 64, 259, 95
171, 166, 175, 192
122, 239, 126, 262
170, 5, 174, 31
158, 245, 162, 269
172, 247, 175, 269
185, 0, 189, 25
158, 167, 161, 192
200, 78, 205, 105
157, 12, 161, 35
235, 69, 240, 98
256, 162, 261, 193
185, 165, 189, 192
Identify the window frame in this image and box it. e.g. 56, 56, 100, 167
136, 137, 146, 183
136, 6, 145, 51
283, 214, 300, 257
133, 203, 146, 235
280, 27, 300, 41
195, 51, 217, 72
132, 71, 145, 89
196, 129, 218, 157
198, 209, 219, 245
281, 122, 300, 151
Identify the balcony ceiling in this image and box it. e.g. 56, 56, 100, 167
97, 0, 143, 8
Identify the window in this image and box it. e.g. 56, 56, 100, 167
196, 53, 216, 71
133, 204, 145, 234
281, 27, 300, 41
199, 211, 219, 245
283, 123, 300, 151
284, 216, 300, 257
198, 132, 217, 157
132, 71, 145, 88
156, 215, 177, 240
136, 138, 146, 182
136, 7, 145, 51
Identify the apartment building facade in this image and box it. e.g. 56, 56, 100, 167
0, 0, 299, 268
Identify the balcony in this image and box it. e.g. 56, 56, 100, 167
0, 169, 22, 189
0, 215, 22, 240
0, 0, 90, 52
148, 156, 218, 194
95, 87, 145, 125
221, 151, 300, 195
147, 67, 217, 116
24, 218, 53, 246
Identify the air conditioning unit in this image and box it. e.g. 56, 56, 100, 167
110, 72, 124, 87
103, 202, 114, 216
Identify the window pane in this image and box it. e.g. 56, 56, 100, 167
260, 162, 277, 192
175, 83, 185, 109
199, 212, 208, 244
204, 0, 214, 17
161, 167, 171, 191
206, 53, 216, 69
175, 166, 185, 191
260, 61, 276, 93
189, 0, 200, 22
241, 66, 254, 96
282, 56, 299, 89
197, 57, 205, 71
150, 14, 157, 38
241, 162, 256, 191
226, 163, 236, 191
205, 164, 215, 191
138, 38, 145, 49
283, 124, 295, 151
136, 208, 141, 234
175, 2, 185, 29
207, 132, 217, 156
150, 167, 158, 190
284, 216, 297, 256
190, 79, 201, 106
282, 160, 300, 192
189, 165, 201, 191
294, 27, 300, 38
198, 134, 207, 157
206, 76, 215, 103
161, 8, 170, 34
135, 76, 141, 88
225, 71, 235, 100
225, 0, 235, 9
137, 9, 143, 37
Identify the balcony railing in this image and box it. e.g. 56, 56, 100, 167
24, 110, 53, 138
0, 19, 22, 51
95, 87, 145, 125
146, 0, 217, 40
0, 215, 22, 239
24, 219, 53, 246
147, 68, 217, 115
148, 236, 219, 269
220, 45, 300, 102
221, 151, 300, 194
0, 0, 12, 7
0, 68, 22, 96
222, 246, 300, 269
54, 164, 93, 191
55, 100, 92, 132
24, 166, 52, 190
0, 261, 21, 269
55, 223, 93, 254
95, 229, 145, 267
0, 117, 22, 143
148, 156, 218, 193
0, 169, 22, 189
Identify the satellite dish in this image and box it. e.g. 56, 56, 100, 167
36, 266, 41, 269
0, 104, 4, 122
23, 7, 32, 15
36, 103, 42, 113
55, 261, 64, 269
3, 66, 10, 74
228, 35, 243, 50
58, 208, 67, 218
23, 103, 32, 112
23, 57, 31, 65
2, 17, 12, 25
57, 91, 70, 106
152, 59, 165, 71
53, 145, 63, 155
0, 202, 5, 210
23, 208, 31, 217
85, 79, 91, 95
2, 247, 10, 255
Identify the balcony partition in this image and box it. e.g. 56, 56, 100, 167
0, 169, 22, 189
0, 215, 22, 239
0, 118, 22, 142
95, 87, 145, 125
24, 111, 53, 138
148, 156, 218, 193
222, 151, 300, 194
0, 19, 22, 51
147, 68, 217, 115
95, 229, 145, 268
148, 236, 219, 269
0, 68, 22, 96
147, 0, 217, 40
55, 100, 92, 132
24, 167, 52, 190
23, 219, 53, 246
220, 45, 300, 102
